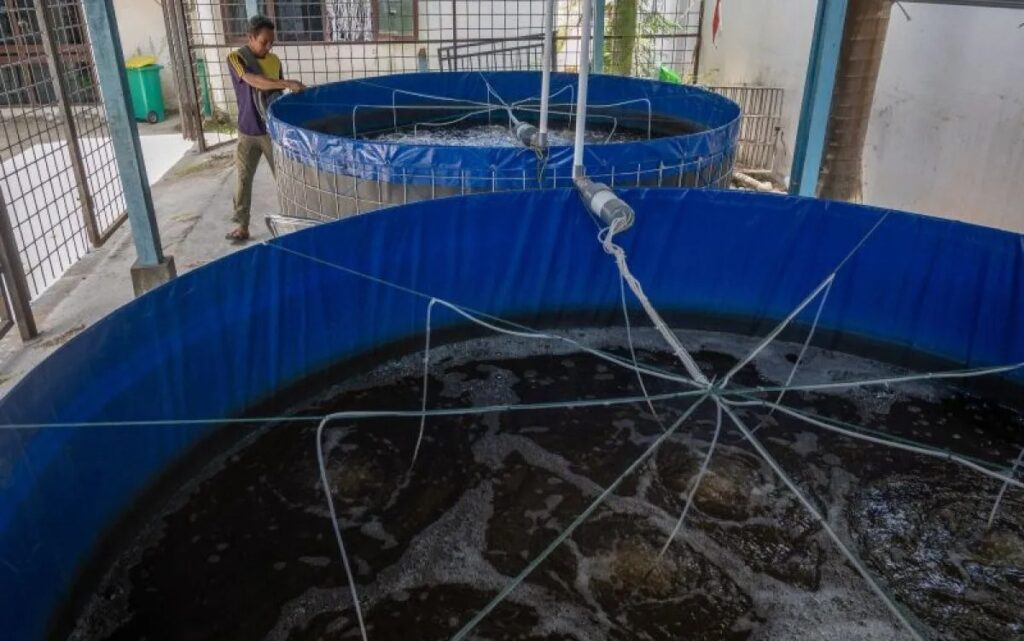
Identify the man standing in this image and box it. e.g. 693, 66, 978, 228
225, 15, 306, 242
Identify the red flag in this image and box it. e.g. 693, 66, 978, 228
712, 0, 722, 44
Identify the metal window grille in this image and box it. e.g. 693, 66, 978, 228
171, 0, 704, 150
0, 0, 128, 339
437, 33, 551, 72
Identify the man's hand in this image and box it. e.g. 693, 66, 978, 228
240, 74, 306, 93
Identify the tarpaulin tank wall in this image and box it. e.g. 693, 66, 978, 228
1, 189, 1022, 641
267, 71, 742, 220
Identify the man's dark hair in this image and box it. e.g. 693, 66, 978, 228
247, 15, 275, 36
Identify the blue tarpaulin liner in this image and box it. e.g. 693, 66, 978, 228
268, 71, 741, 189
1, 188, 1022, 641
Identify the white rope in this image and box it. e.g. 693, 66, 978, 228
264, 242, 697, 389
600, 218, 709, 386
281, 102, 496, 110
449, 395, 709, 641
723, 397, 1024, 491
722, 362, 1024, 398
987, 444, 1024, 528
413, 107, 502, 135
430, 297, 704, 390
2, 208, 1014, 641
317, 416, 370, 641
656, 397, 722, 559
771, 279, 832, 412
718, 401, 926, 641
619, 272, 663, 425
477, 72, 521, 127
721, 275, 835, 387
409, 298, 439, 471
350, 79, 494, 109
283, 229, 1008, 641
721, 211, 890, 387
512, 83, 574, 109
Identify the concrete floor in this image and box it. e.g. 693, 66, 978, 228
0, 108, 184, 163
0, 138, 277, 398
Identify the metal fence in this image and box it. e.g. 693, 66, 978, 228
437, 33, 552, 71
168, 0, 704, 150
276, 145, 735, 221
0, 0, 128, 340
708, 85, 783, 173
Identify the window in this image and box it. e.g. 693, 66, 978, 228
222, 0, 417, 43
274, 0, 325, 42
0, 0, 94, 106
375, 0, 415, 39
220, 2, 256, 41
221, 1, 323, 42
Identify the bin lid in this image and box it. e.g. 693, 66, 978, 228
126, 55, 158, 69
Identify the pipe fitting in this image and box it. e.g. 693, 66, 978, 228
514, 121, 546, 150
515, 121, 538, 146
574, 177, 635, 231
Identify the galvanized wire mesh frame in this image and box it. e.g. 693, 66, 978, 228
275, 143, 734, 220
0, 0, 128, 338
172, 0, 704, 149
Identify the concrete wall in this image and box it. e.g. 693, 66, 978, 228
697, 1, 1024, 233
112, 0, 178, 107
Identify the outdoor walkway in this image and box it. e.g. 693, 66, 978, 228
0, 140, 277, 398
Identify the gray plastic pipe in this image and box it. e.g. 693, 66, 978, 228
538, 0, 556, 148
574, 176, 635, 231
572, 0, 593, 177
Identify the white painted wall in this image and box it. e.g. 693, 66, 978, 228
695, 0, 816, 178
865, 5, 1024, 233
112, 0, 178, 106
697, 1, 1024, 233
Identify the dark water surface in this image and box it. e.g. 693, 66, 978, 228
66, 329, 1024, 641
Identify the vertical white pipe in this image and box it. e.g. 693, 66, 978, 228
573, 0, 593, 177
538, 0, 556, 145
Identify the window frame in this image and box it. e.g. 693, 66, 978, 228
0, 0, 96, 106
370, 0, 418, 42
221, 0, 419, 44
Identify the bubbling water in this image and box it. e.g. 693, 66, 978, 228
66, 328, 1024, 641
369, 124, 644, 147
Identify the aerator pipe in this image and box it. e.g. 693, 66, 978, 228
514, 121, 543, 148
574, 176, 635, 231
538, 0, 556, 147
572, 0, 594, 178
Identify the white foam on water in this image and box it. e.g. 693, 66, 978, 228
370, 124, 639, 148
73, 327, 1022, 641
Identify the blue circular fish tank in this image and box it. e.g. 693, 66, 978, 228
268, 72, 742, 219
1, 189, 1022, 641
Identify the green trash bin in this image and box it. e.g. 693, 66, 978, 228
125, 57, 165, 124
196, 58, 212, 117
